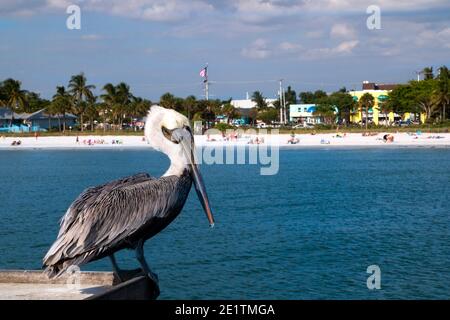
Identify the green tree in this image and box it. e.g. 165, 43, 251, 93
313, 90, 327, 101
434, 66, 449, 122
410, 80, 438, 122
1, 79, 29, 126
159, 92, 177, 110
378, 100, 393, 127
49, 86, 72, 131
358, 93, 374, 130
25, 92, 50, 113
221, 103, 238, 124
68, 73, 95, 131
285, 86, 297, 105
116, 82, 133, 129
314, 97, 336, 125
249, 107, 258, 126
423, 67, 434, 80
299, 91, 314, 104
183, 95, 197, 120
251, 91, 267, 109
101, 83, 118, 130
257, 108, 278, 124
130, 97, 151, 119
328, 91, 355, 125
85, 95, 98, 131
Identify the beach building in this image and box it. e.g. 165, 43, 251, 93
0, 107, 77, 132
230, 93, 277, 109
349, 81, 426, 125
215, 108, 252, 126
289, 104, 322, 124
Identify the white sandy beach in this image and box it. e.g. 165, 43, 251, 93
0, 132, 449, 149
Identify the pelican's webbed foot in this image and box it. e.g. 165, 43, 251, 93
109, 254, 126, 283
135, 240, 160, 298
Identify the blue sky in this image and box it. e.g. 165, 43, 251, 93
1, 0, 449, 101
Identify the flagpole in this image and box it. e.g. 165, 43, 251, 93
205, 63, 209, 101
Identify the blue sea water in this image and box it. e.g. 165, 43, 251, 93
0, 147, 449, 299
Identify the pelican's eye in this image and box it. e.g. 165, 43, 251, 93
162, 126, 179, 144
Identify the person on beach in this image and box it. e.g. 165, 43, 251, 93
287, 131, 299, 144
383, 134, 394, 143
76, 136, 79, 144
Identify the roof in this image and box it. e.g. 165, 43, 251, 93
362, 82, 398, 91
231, 98, 277, 109
290, 104, 317, 113
0, 107, 26, 120
0, 107, 76, 120
24, 109, 77, 120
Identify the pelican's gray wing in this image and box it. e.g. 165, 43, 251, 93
57, 173, 152, 236
43, 172, 190, 277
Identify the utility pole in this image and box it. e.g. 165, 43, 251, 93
279, 79, 283, 124
204, 63, 209, 101
415, 70, 424, 82
283, 87, 287, 125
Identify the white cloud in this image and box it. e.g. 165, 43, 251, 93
1, 0, 214, 22
280, 41, 302, 52
241, 39, 271, 59
330, 23, 356, 39
334, 40, 359, 53
303, 40, 359, 59
414, 25, 450, 49
2, 0, 450, 19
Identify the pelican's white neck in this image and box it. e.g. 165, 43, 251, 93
163, 156, 188, 177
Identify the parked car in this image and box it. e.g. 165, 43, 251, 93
256, 123, 268, 129
395, 119, 415, 126
293, 123, 315, 129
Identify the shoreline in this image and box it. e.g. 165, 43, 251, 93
0, 133, 449, 150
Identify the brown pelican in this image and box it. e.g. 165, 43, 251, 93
43, 106, 215, 288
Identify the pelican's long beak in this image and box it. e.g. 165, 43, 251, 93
172, 127, 215, 227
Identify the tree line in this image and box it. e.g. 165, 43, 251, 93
1, 66, 448, 132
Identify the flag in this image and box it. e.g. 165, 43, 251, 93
199, 67, 207, 78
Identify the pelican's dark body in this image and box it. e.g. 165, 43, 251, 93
43, 170, 192, 277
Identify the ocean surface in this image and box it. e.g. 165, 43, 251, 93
0, 147, 449, 299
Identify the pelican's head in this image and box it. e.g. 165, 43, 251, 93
145, 105, 214, 227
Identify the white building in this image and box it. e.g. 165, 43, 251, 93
231, 96, 277, 109
289, 104, 322, 124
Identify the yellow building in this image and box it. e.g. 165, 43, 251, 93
349, 82, 425, 125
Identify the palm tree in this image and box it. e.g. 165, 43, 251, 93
101, 83, 118, 131
130, 97, 151, 118
435, 66, 449, 122
423, 67, 434, 80
221, 103, 238, 124
116, 82, 132, 129
1, 78, 28, 126
358, 93, 374, 130
85, 95, 98, 131
378, 101, 392, 127
183, 95, 197, 120
68, 73, 95, 131
160, 92, 177, 110
251, 91, 268, 109
50, 86, 72, 132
